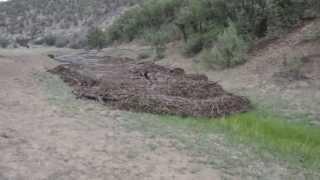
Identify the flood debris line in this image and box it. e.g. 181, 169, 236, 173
49, 56, 250, 118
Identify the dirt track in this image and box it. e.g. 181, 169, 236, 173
0, 48, 315, 180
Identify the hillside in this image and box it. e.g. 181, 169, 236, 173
1, 0, 320, 179
0, 0, 142, 48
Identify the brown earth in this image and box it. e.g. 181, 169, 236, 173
0, 46, 318, 179
0, 48, 229, 180
1, 19, 320, 180
49, 56, 250, 118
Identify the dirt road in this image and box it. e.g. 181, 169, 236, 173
0, 48, 315, 180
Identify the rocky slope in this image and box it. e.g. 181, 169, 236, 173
0, 0, 141, 48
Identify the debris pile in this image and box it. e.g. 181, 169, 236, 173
49, 56, 250, 118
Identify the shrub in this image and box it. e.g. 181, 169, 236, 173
43, 34, 57, 46
68, 32, 88, 49
183, 28, 222, 56
107, 0, 184, 43
48, 54, 55, 59
183, 34, 204, 56
201, 22, 247, 69
55, 36, 69, 48
268, 0, 306, 34
143, 29, 170, 59
0, 36, 10, 48
137, 51, 152, 60
87, 27, 107, 49
106, 0, 319, 59
16, 37, 30, 48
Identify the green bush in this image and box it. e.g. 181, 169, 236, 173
201, 22, 247, 69
268, 0, 305, 34
183, 34, 204, 56
87, 27, 107, 49
143, 29, 171, 59
107, 0, 183, 43
183, 28, 223, 56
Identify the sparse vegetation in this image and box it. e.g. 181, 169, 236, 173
303, 26, 320, 43
284, 55, 305, 79
0, 0, 144, 48
275, 53, 307, 81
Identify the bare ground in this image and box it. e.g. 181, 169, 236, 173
0, 47, 317, 180
0, 48, 227, 180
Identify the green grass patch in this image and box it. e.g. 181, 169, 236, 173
158, 111, 320, 169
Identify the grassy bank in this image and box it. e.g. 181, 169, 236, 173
157, 111, 320, 169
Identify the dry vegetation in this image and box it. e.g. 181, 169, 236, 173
0, 0, 142, 48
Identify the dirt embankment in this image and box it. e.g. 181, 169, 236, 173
49, 55, 250, 118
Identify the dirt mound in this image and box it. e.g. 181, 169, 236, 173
49, 57, 250, 118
